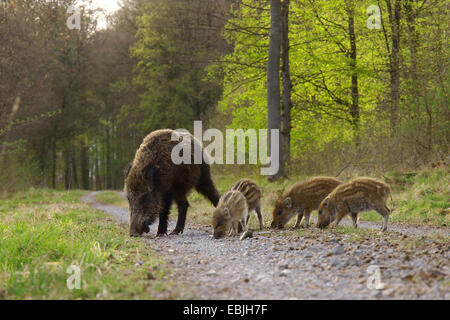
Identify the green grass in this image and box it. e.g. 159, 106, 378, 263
331, 225, 382, 241
0, 189, 178, 299
94, 191, 128, 209
94, 167, 449, 232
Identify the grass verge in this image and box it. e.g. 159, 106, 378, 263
0, 189, 178, 299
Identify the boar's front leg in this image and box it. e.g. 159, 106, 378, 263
170, 197, 189, 235
156, 193, 173, 237
331, 208, 347, 229
255, 204, 264, 230
293, 210, 303, 229
229, 221, 239, 237
239, 219, 248, 233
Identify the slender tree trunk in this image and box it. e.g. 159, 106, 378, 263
267, 0, 284, 181
95, 143, 102, 190
80, 138, 90, 190
64, 147, 72, 190
387, 0, 402, 137
106, 120, 112, 189
424, 94, 433, 162
51, 136, 56, 189
71, 149, 78, 189
405, 0, 419, 98
281, 0, 292, 170
347, 2, 360, 145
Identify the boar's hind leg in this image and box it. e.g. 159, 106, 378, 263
240, 219, 248, 233
255, 204, 264, 230
156, 194, 173, 237
303, 210, 312, 228
375, 205, 390, 232
350, 212, 358, 228
196, 165, 220, 206
238, 214, 251, 233
229, 221, 239, 237
170, 197, 189, 235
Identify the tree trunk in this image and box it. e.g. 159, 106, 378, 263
80, 138, 90, 190
71, 149, 78, 189
51, 136, 56, 189
281, 0, 292, 170
267, 0, 284, 181
387, 0, 402, 136
64, 147, 71, 190
95, 143, 102, 190
405, 0, 419, 98
347, 1, 360, 145
106, 120, 112, 189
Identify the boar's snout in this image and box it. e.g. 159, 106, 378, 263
270, 220, 283, 229
316, 214, 331, 229
129, 223, 150, 237
213, 230, 225, 239
316, 222, 326, 229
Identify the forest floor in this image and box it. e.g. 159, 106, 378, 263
84, 168, 450, 299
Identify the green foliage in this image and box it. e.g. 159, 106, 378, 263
130, 0, 223, 134
214, 0, 449, 172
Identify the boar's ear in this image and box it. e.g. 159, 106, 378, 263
142, 163, 160, 190
124, 163, 132, 179
323, 196, 330, 207
283, 197, 292, 208
224, 207, 230, 218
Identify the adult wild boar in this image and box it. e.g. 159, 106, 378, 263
124, 129, 220, 237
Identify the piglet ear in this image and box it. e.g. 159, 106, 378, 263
142, 163, 160, 190
124, 163, 132, 179
224, 207, 230, 218
323, 196, 330, 207
283, 197, 292, 208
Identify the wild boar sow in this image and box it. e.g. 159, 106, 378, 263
231, 178, 264, 230
271, 177, 342, 229
212, 190, 248, 239
124, 129, 220, 237
316, 177, 392, 232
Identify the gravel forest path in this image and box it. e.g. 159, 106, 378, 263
81, 192, 450, 300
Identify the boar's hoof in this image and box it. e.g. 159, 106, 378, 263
240, 230, 253, 240
170, 228, 184, 235
155, 232, 168, 238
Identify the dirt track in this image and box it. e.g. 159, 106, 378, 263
81, 192, 450, 300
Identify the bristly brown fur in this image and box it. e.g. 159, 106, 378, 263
125, 129, 220, 237
271, 177, 343, 229
212, 190, 248, 238
317, 177, 392, 232
231, 178, 264, 230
